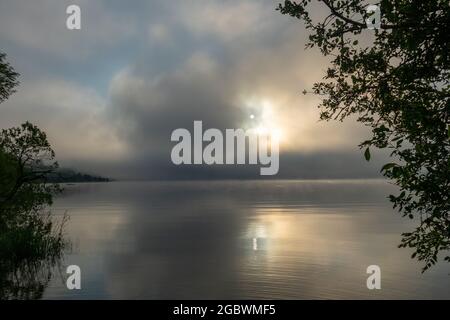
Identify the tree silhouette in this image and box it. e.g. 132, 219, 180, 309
0, 52, 19, 104
278, 0, 449, 271
0, 52, 67, 299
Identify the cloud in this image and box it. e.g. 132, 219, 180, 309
105, 45, 382, 179
175, 0, 272, 42
0, 0, 137, 60
0, 78, 128, 166
0, 0, 384, 179
108, 52, 242, 162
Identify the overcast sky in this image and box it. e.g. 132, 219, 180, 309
0, 0, 387, 179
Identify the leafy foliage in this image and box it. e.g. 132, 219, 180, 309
278, 0, 449, 271
0, 52, 19, 104
0, 122, 60, 211
0, 122, 67, 299
0, 53, 67, 299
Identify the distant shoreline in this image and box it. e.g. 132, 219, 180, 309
60, 178, 388, 183
46, 168, 111, 183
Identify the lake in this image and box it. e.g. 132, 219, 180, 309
42, 180, 449, 299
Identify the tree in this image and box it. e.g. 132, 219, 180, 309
0, 52, 19, 104
0, 51, 21, 203
277, 0, 449, 271
0, 52, 59, 211
0, 53, 66, 299
0, 122, 60, 210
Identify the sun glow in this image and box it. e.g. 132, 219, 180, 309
244, 98, 285, 142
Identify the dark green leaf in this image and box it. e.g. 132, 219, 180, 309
364, 147, 371, 161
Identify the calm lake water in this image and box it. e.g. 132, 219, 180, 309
43, 180, 449, 299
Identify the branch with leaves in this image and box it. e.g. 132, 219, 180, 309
278, 0, 450, 271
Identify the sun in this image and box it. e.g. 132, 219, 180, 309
244, 98, 285, 142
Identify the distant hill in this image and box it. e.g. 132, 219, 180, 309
46, 168, 111, 183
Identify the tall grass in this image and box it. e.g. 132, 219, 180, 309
0, 208, 69, 299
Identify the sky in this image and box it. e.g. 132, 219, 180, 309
0, 0, 387, 179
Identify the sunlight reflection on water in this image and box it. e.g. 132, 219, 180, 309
43, 180, 449, 299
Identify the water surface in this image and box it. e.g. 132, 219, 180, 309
43, 180, 449, 299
